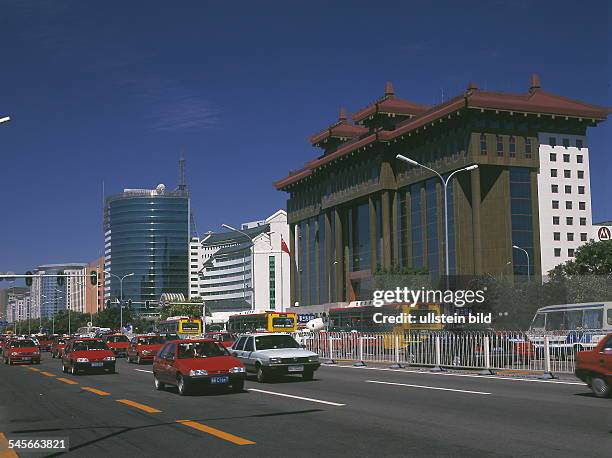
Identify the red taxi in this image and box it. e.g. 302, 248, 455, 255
575, 333, 612, 398
36, 334, 54, 352
51, 336, 68, 359
127, 335, 165, 364
3, 338, 41, 365
61, 338, 116, 375
203, 332, 236, 348
103, 334, 130, 358
152, 339, 245, 395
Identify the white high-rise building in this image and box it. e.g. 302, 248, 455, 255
189, 210, 290, 318
537, 133, 593, 276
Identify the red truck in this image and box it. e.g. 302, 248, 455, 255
575, 333, 612, 398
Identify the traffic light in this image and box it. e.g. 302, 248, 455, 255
127, 299, 132, 309
145, 300, 150, 309
25, 271, 33, 287
105, 299, 111, 308
57, 271, 65, 286
90, 271, 98, 286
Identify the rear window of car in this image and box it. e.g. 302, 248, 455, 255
73, 340, 107, 351
107, 335, 129, 343
139, 336, 164, 345
11, 340, 36, 348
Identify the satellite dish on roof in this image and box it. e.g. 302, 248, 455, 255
156, 184, 166, 195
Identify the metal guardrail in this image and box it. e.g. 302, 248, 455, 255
297, 330, 608, 375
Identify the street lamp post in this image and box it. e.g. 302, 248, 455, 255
103, 271, 134, 330
512, 245, 531, 280
396, 155, 478, 289
221, 224, 256, 311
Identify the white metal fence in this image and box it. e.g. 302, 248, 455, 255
299, 330, 607, 374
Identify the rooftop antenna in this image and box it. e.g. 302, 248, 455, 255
178, 152, 199, 238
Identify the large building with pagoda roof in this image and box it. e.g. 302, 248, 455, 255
274, 75, 608, 306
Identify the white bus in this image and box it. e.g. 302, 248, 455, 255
528, 302, 612, 352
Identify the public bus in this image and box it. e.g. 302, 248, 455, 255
227, 311, 297, 333
528, 302, 612, 353
328, 303, 444, 333
157, 316, 203, 338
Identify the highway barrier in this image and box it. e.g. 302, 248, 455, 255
299, 330, 607, 375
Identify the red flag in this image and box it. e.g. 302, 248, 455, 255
280, 237, 291, 256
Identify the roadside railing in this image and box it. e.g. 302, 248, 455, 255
297, 330, 607, 375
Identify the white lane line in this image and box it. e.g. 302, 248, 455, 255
134, 369, 153, 373
248, 388, 345, 406
328, 364, 586, 385
365, 380, 491, 395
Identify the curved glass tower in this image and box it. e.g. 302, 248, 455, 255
104, 185, 189, 313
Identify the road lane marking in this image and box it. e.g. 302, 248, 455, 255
134, 369, 153, 373
81, 387, 110, 396
116, 399, 161, 414
365, 380, 491, 395
248, 388, 345, 406
40, 371, 56, 377
0, 432, 18, 458
330, 364, 587, 385
27, 367, 41, 372
176, 420, 255, 445
57, 377, 79, 385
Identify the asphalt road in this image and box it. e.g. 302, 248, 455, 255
0, 355, 609, 457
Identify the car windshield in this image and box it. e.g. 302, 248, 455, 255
107, 335, 129, 343
255, 335, 300, 350
73, 340, 107, 351
11, 340, 36, 348
139, 336, 164, 345
177, 341, 227, 358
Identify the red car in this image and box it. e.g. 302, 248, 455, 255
36, 335, 54, 352
61, 338, 116, 375
575, 333, 612, 398
127, 335, 165, 364
203, 332, 237, 348
153, 339, 246, 395
51, 336, 68, 359
103, 334, 130, 358
3, 338, 41, 365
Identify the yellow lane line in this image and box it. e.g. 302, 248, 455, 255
176, 420, 255, 446
57, 377, 79, 385
40, 371, 56, 377
0, 432, 19, 458
116, 399, 161, 414
81, 387, 110, 396
27, 367, 40, 372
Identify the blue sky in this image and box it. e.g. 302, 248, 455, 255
0, 0, 610, 276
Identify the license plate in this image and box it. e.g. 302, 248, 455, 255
210, 376, 229, 384
22, 357, 31, 361
288, 365, 304, 372
91, 362, 103, 367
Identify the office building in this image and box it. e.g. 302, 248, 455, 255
30, 263, 87, 319
104, 184, 189, 313
6, 287, 30, 323
274, 75, 607, 305
190, 210, 290, 318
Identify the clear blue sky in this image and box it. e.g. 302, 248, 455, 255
1, 0, 610, 277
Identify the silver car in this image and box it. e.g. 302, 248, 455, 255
230, 333, 320, 382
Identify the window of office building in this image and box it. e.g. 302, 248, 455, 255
580, 233, 587, 241
576, 139, 583, 149
567, 233, 574, 241
562, 138, 570, 148
426, 180, 439, 277
563, 154, 570, 162
580, 217, 587, 226
480, 134, 487, 155
398, 190, 409, 267
496, 135, 504, 156
549, 137, 556, 147
411, 183, 424, 268
553, 232, 560, 241
298, 220, 308, 305
566, 217, 573, 225
577, 155, 583, 163
550, 153, 556, 161
551, 184, 558, 193
568, 248, 575, 257
552, 200, 559, 209
566, 201, 572, 210
578, 186, 585, 194
509, 136, 516, 157
318, 213, 326, 304
579, 201, 586, 210
564, 170, 571, 178
524, 137, 532, 159
553, 216, 560, 225
347, 202, 370, 272
565, 185, 571, 194
550, 169, 558, 177
309, 219, 317, 302
577, 170, 584, 179
554, 248, 561, 257
510, 168, 534, 276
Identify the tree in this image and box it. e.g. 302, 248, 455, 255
159, 302, 204, 320
549, 240, 612, 277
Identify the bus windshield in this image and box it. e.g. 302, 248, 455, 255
272, 317, 294, 328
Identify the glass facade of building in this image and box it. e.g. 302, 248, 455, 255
509, 168, 535, 276
104, 189, 189, 313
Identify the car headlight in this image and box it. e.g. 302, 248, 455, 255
308, 356, 319, 362
269, 357, 282, 364
189, 369, 208, 376
229, 366, 245, 373
141, 350, 151, 356
103, 356, 116, 361
10, 352, 18, 356
76, 358, 89, 363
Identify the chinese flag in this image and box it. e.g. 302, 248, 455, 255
281, 237, 291, 256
